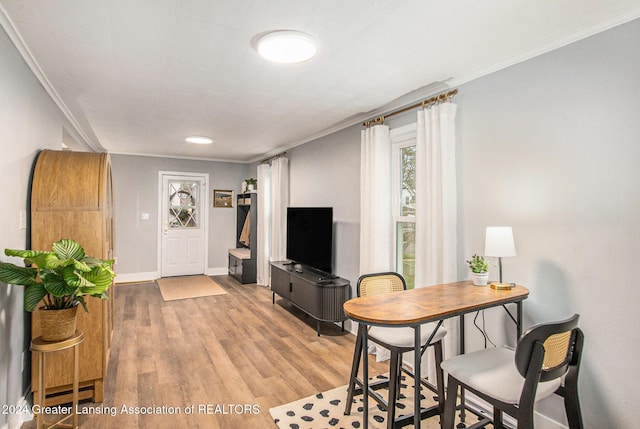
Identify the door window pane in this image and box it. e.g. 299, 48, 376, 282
168, 180, 199, 228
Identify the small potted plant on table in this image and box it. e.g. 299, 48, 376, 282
0, 238, 115, 341
466, 254, 489, 286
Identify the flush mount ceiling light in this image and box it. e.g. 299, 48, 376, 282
185, 136, 213, 144
256, 30, 317, 64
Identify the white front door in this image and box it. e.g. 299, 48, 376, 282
160, 173, 208, 277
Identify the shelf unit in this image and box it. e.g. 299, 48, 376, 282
228, 192, 257, 283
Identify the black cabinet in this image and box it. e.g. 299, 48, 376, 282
270, 261, 351, 336
229, 248, 255, 283
270, 262, 292, 299
228, 193, 257, 284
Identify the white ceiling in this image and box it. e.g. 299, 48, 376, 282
2, 1, 639, 163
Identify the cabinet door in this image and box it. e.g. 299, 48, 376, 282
229, 255, 242, 281
291, 276, 321, 318
271, 265, 291, 299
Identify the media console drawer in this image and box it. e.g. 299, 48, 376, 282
270, 261, 351, 336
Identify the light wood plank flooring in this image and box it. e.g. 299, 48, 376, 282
22, 276, 388, 429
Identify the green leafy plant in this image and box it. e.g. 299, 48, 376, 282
0, 239, 115, 312
466, 254, 488, 274
245, 178, 257, 186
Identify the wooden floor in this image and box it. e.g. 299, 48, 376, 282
22, 276, 388, 429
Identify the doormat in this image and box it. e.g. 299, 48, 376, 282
269, 374, 459, 429
157, 275, 228, 301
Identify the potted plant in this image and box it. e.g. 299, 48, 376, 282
0, 238, 115, 341
245, 178, 257, 191
466, 254, 489, 286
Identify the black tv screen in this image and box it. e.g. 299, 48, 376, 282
286, 207, 333, 273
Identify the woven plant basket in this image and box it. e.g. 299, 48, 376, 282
39, 305, 78, 342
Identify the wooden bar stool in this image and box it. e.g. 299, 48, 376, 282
30, 330, 84, 429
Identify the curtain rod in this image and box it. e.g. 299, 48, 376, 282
259, 151, 287, 164
363, 88, 458, 127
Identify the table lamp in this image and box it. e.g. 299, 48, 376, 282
484, 226, 517, 290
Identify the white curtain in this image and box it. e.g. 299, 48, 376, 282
359, 124, 392, 274
270, 157, 289, 263
360, 124, 393, 361
256, 164, 272, 286
414, 102, 459, 378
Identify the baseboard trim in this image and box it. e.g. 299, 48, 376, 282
115, 268, 228, 284
115, 271, 158, 284
206, 267, 228, 276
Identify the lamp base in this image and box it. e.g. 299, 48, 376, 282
490, 282, 515, 290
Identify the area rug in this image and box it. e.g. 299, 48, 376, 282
270, 374, 449, 429
157, 275, 227, 301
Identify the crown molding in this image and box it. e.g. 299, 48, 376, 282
253, 10, 640, 163
0, 4, 104, 152
3, 4, 639, 163
449, 8, 640, 88
108, 150, 248, 164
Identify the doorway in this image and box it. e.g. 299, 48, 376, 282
159, 172, 209, 277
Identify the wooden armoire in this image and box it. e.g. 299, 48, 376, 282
30, 149, 115, 405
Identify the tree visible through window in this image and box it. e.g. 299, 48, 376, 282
396, 145, 416, 288
401, 146, 416, 216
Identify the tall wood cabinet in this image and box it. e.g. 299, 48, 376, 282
30, 150, 115, 405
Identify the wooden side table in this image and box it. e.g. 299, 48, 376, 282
31, 330, 84, 429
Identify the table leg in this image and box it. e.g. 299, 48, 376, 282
459, 314, 466, 424
414, 324, 421, 429
37, 352, 45, 429
73, 342, 80, 428
362, 324, 369, 429
516, 301, 523, 338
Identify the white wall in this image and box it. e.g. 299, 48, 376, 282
288, 125, 362, 284
110, 154, 248, 280
283, 18, 640, 429
0, 24, 91, 428
451, 18, 640, 428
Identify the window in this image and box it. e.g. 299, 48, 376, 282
391, 124, 417, 288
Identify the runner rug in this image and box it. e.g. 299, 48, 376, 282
269, 374, 455, 429
157, 275, 227, 301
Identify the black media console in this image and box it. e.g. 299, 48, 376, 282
270, 261, 351, 336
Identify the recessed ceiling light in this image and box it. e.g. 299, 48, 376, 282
256, 30, 317, 64
185, 136, 213, 144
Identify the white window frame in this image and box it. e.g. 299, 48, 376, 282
390, 123, 417, 280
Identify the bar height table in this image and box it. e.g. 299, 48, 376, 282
343, 280, 529, 429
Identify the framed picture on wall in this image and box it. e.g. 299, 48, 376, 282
213, 190, 234, 208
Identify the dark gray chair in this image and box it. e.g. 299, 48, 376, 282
441, 314, 584, 429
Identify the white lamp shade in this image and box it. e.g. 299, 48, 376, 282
484, 226, 516, 257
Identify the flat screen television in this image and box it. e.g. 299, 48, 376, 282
286, 207, 333, 274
